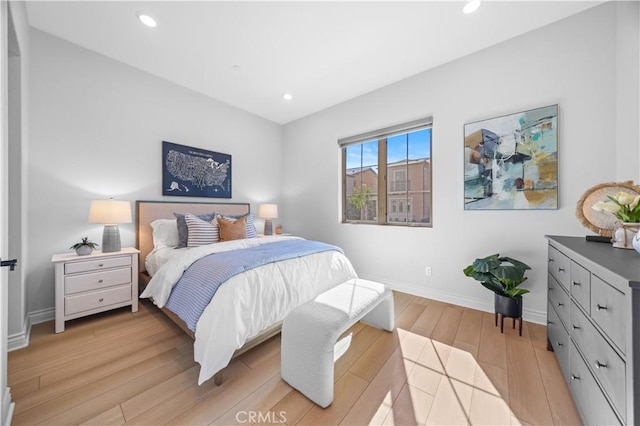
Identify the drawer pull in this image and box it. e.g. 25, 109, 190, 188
558, 267, 565, 272
547, 320, 554, 325
98, 279, 104, 283
556, 341, 563, 347
548, 258, 554, 263
595, 360, 608, 369
98, 298, 104, 302
596, 304, 608, 311
557, 302, 564, 307
572, 281, 581, 286
572, 325, 580, 330
98, 263, 104, 267
570, 374, 580, 381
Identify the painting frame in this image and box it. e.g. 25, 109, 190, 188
162, 141, 232, 199
463, 104, 558, 210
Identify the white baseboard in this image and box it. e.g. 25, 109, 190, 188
358, 274, 547, 325
8, 307, 54, 352
29, 307, 55, 325
7, 316, 30, 352
2, 387, 14, 426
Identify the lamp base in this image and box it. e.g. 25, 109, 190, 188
264, 219, 273, 236
102, 224, 122, 252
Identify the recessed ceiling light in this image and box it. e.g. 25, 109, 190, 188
136, 12, 157, 28
463, 0, 482, 14
283, 93, 293, 101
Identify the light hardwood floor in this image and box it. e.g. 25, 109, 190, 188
8, 292, 582, 425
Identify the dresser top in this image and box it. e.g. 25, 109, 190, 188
546, 236, 640, 287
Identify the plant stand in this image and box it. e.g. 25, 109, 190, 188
494, 293, 523, 336
495, 312, 522, 336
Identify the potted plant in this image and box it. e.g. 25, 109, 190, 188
70, 237, 99, 256
463, 253, 531, 325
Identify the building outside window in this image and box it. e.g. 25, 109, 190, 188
340, 117, 432, 226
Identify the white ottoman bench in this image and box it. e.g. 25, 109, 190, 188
281, 278, 394, 408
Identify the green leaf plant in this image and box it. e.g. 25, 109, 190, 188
70, 237, 99, 251
463, 253, 531, 298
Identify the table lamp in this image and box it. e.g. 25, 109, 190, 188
258, 204, 278, 236
88, 199, 132, 252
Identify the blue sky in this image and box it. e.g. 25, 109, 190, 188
346, 128, 431, 169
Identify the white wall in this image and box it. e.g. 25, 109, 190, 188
7, 0, 29, 347
282, 2, 639, 323
27, 29, 283, 315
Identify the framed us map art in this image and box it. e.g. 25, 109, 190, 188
162, 141, 232, 198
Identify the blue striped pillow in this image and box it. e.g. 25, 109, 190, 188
217, 213, 257, 238
185, 213, 220, 247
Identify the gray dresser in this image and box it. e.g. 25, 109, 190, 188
546, 236, 640, 425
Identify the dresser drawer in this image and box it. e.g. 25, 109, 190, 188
548, 273, 570, 329
569, 340, 622, 425
65, 285, 132, 316
548, 245, 570, 290
64, 255, 132, 274
591, 275, 626, 354
570, 260, 590, 313
65, 267, 132, 295
571, 301, 626, 418
547, 302, 570, 382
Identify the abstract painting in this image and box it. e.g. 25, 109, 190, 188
162, 141, 232, 198
464, 105, 558, 210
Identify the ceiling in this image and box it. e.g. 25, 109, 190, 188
25, 1, 603, 124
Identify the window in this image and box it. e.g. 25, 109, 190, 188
340, 117, 432, 226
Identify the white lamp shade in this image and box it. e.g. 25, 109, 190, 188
258, 204, 278, 219
88, 199, 132, 224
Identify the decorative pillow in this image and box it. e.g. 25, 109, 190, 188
217, 213, 257, 239
217, 216, 247, 241
150, 219, 179, 249
173, 212, 216, 248
185, 213, 220, 247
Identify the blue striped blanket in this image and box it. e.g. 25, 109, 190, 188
165, 239, 344, 331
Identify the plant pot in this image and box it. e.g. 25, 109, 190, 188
75, 246, 93, 256
494, 293, 523, 319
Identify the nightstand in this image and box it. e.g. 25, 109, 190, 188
51, 247, 140, 333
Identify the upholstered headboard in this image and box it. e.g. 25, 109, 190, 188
135, 200, 250, 273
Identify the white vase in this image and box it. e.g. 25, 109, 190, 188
633, 230, 640, 254
612, 222, 640, 249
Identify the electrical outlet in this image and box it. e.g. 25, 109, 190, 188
425, 266, 432, 276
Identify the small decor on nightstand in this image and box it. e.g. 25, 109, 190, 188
463, 253, 530, 336
70, 237, 98, 256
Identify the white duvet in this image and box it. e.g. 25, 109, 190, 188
140, 236, 357, 384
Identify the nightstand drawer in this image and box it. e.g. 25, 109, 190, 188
65, 284, 132, 316
65, 267, 132, 295
64, 255, 132, 274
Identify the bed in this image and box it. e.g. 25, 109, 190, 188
136, 200, 357, 385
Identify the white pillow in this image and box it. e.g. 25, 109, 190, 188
185, 213, 220, 247
150, 219, 179, 249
